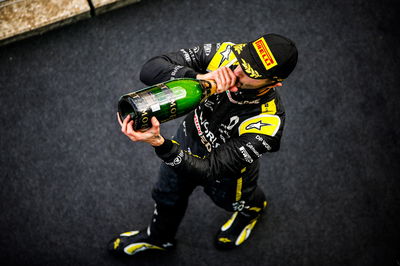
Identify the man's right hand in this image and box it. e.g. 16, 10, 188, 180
196, 67, 238, 93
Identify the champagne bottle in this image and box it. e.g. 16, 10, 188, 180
118, 78, 217, 130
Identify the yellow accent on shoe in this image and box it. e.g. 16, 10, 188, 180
218, 237, 232, 243
120, 231, 140, 237
249, 201, 268, 212
221, 212, 238, 231
249, 206, 262, 212
114, 238, 120, 250
235, 217, 259, 246
124, 243, 165, 255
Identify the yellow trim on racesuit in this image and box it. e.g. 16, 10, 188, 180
206, 42, 236, 72
184, 150, 202, 159
236, 167, 246, 201
236, 177, 243, 201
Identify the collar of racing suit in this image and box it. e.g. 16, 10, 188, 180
226, 87, 275, 105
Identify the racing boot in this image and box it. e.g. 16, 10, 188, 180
108, 202, 186, 256
215, 201, 268, 249
108, 228, 175, 256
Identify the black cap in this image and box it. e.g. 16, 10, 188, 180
232, 33, 298, 81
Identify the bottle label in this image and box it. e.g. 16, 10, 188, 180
150, 104, 161, 112
158, 84, 177, 121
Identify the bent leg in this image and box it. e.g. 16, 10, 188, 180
204, 162, 268, 249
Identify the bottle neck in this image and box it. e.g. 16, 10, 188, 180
198, 79, 217, 95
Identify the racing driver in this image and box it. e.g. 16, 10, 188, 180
109, 33, 298, 255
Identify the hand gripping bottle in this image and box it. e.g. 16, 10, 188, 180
118, 78, 217, 130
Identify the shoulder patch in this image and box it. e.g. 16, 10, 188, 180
207, 42, 236, 72
261, 99, 277, 114
238, 114, 281, 136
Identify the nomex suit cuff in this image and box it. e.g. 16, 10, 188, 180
154, 138, 180, 162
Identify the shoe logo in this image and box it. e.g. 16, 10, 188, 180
124, 243, 164, 255
218, 237, 232, 243
114, 238, 120, 250
232, 200, 246, 211
162, 242, 173, 248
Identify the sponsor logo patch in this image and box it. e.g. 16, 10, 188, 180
239, 114, 281, 136
207, 42, 236, 72
204, 43, 212, 56
255, 135, 272, 151
246, 142, 261, 157
218, 45, 232, 67
165, 150, 184, 167
232, 200, 246, 211
245, 120, 271, 131
171, 65, 183, 77
252, 37, 278, 70
238, 146, 253, 163
180, 49, 191, 63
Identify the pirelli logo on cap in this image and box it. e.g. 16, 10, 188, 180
252, 37, 278, 70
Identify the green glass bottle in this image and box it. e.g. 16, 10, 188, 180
118, 78, 217, 130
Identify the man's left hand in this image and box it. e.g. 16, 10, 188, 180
117, 113, 165, 147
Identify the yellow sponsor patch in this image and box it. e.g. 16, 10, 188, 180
252, 37, 278, 70
238, 114, 281, 136
207, 42, 236, 72
261, 99, 277, 114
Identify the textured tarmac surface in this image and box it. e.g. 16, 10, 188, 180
1, 0, 399, 265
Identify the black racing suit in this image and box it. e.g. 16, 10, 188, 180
139, 42, 285, 240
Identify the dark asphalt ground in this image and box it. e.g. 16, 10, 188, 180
1, 0, 400, 265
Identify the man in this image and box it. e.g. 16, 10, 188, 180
109, 33, 298, 255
